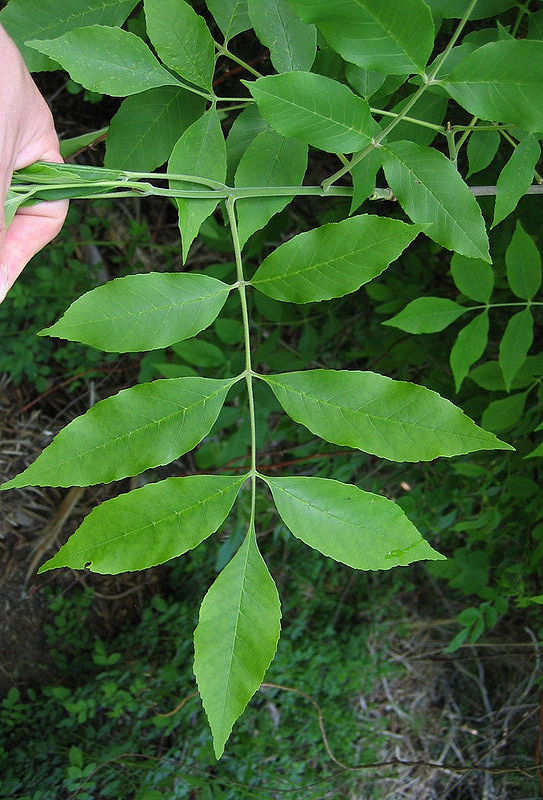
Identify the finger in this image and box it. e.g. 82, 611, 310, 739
3, 197, 69, 292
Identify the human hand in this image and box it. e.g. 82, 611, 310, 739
0, 25, 68, 302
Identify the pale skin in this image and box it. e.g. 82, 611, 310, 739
0, 25, 68, 302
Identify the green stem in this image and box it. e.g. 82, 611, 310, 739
215, 42, 263, 79
445, 123, 457, 163
321, 0, 479, 191
370, 107, 445, 133
456, 115, 479, 157
225, 196, 257, 523
499, 129, 543, 184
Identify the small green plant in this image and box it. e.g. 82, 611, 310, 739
2, 0, 542, 758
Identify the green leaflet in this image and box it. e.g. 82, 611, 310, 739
4, 190, 31, 228
382, 141, 491, 262
225, 105, 268, 184
466, 129, 501, 178
205, 0, 251, 42
27, 26, 181, 96
0, 0, 139, 72
105, 87, 205, 172
384, 297, 467, 334
492, 136, 541, 229
193, 524, 281, 759
350, 148, 382, 214
482, 392, 528, 433
144, 0, 215, 91
169, 109, 227, 261
235, 129, 308, 248
261, 370, 512, 462
450, 253, 494, 303
252, 215, 424, 303
244, 72, 373, 154
423, 0, 514, 18
38, 475, 246, 574
450, 311, 489, 393
443, 41, 543, 133
499, 309, 534, 392
264, 476, 444, 570
2, 377, 238, 488
505, 222, 542, 301
40, 273, 231, 352
248, 0, 316, 72
60, 128, 108, 159
286, 0, 435, 76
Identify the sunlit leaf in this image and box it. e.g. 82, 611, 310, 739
0, 0, 139, 72
244, 72, 373, 153
492, 135, 541, 228
443, 41, 543, 132
261, 370, 512, 461
264, 475, 444, 569
384, 297, 466, 333
169, 109, 227, 261
252, 215, 424, 303
2, 377, 237, 488
105, 87, 205, 171
235, 129, 308, 247
194, 524, 281, 759
248, 0, 316, 72
38, 475, 245, 573
41, 273, 231, 352
205, 0, 251, 42
144, 0, 215, 90
382, 141, 490, 262
27, 26, 181, 96
286, 0, 435, 75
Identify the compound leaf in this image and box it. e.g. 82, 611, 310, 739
261, 370, 512, 461
169, 109, 227, 261
286, 0, 434, 76
2, 377, 237, 488
382, 141, 490, 262
264, 475, 444, 569
443, 41, 543, 132
244, 72, 373, 153
384, 297, 467, 333
450, 253, 494, 302
450, 311, 489, 392
499, 308, 533, 392
27, 26, 180, 96
252, 215, 423, 303
505, 221, 542, 300
235, 129, 308, 248
38, 475, 245, 573
492, 135, 541, 228
41, 273, 230, 352
105, 87, 205, 171
194, 524, 281, 759
248, 0, 316, 73
144, 0, 215, 91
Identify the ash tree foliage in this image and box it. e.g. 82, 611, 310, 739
1, 0, 542, 758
